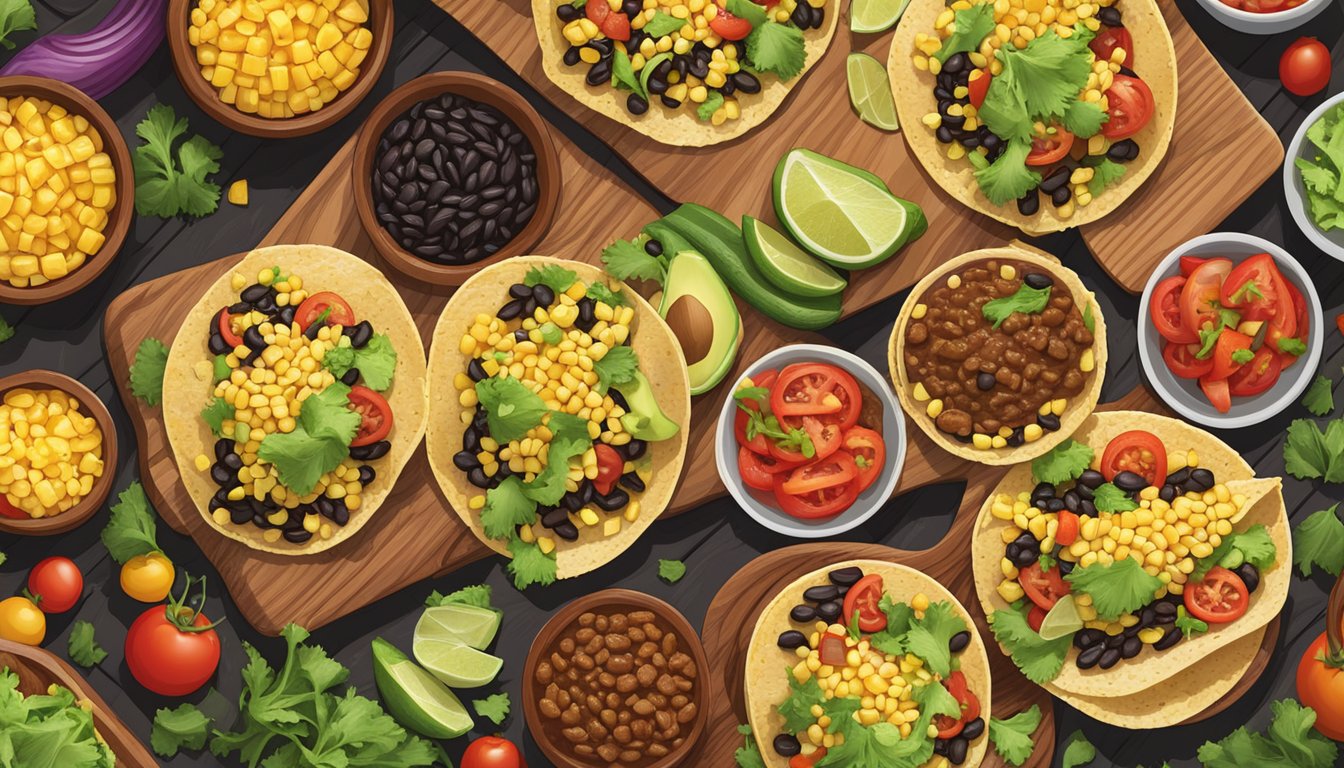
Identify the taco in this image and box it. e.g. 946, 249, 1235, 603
162, 245, 428, 555
534, 0, 838, 146
745, 561, 991, 767
426, 256, 690, 589
889, 0, 1176, 234
971, 411, 1290, 727
888, 242, 1106, 465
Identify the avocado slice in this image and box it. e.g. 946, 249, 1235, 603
658, 250, 741, 396
618, 370, 681, 441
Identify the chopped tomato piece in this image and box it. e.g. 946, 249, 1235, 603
1162, 342, 1214, 380
841, 574, 888, 634
1226, 347, 1282, 397
1018, 561, 1070, 611
1150, 275, 1197, 344
1207, 329, 1254, 382
1200, 375, 1232, 414
1100, 430, 1167, 486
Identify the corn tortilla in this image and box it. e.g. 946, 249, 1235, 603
425, 256, 691, 579
162, 245, 429, 556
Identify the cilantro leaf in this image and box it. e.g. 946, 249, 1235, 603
727, 0, 768, 26
1230, 279, 1265, 303
586, 282, 627, 307
1175, 605, 1208, 639
322, 333, 398, 391
151, 703, 211, 757
0, 0, 35, 50
934, 3, 995, 63
200, 396, 233, 437
520, 414, 591, 505
1293, 503, 1344, 577
745, 21, 806, 81
1092, 483, 1138, 513
903, 601, 966, 678
475, 376, 548, 443
595, 345, 640, 393
1064, 557, 1163, 620
612, 47, 646, 99
697, 90, 726, 122
989, 705, 1043, 767
735, 724, 767, 768
1061, 730, 1096, 768
524, 264, 577, 292
869, 593, 915, 655
472, 693, 510, 725
1031, 439, 1094, 485
1283, 418, 1344, 482
1086, 157, 1126, 196
982, 283, 1051, 328
988, 604, 1071, 684
1083, 302, 1094, 333
658, 559, 686, 583
133, 104, 223, 218
777, 671, 826, 733
643, 11, 685, 36
257, 384, 362, 495
602, 237, 667, 284
131, 337, 170, 406
1063, 100, 1107, 137
480, 476, 538, 540
1197, 699, 1338, 768
213, 355, 230, 383
974, 138, 1043, 206
67, 620, 107, 668
978, 27, 1094, 143
1278, 336, 1308, 357
100, 481, 160, 563
425, 584, 494, 610
1194, 523, 1277, 581
819, 681, 956, 767
507, 535, 557, 589
1230, 348, 1255, 365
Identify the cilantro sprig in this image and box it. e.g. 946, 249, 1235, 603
1064, 557, 1163, 620
130, 337, 170, 406
1031, 439, 1094, 486
323, 334, 398, 391
733, 386, 815, 458
982, 284, 1051, 328
133, 104, 224, 219
989, 705, 1043, 766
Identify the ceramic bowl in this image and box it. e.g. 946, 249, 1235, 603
1284, 89, 1344, 261
1192, 0, 1330, 34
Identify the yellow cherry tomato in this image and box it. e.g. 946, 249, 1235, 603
0, 596, 45, 645
120, 553, 175, 603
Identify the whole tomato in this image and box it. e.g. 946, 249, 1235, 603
125, 574, 221, 697
28, 556, 83, 613
462, 736, 527, 768
1280, 37, 1331, 97
1297, 574, 1344, 740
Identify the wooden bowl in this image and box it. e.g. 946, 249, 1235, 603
0, 77, 134, 306
522, 589, 711, 768
351, 72, 562, 287
0, 639, 158, 768
0, 370, 117, 536
165, 0, 393, 138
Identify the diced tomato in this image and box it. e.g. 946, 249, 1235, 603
1179, 259, 1233, 337
217, 308, 244, 349
1026, 127, 1074, 167
1179, 255, 1210, 277
601, 12, 630, 40
1090, 27, 1133, 68
1101, 74, 1155, 139
734, 370, 778, 455
1100, 430, 1167, 486
842, 574, 888, 634
1227, 347, 1282, 397
780, 451, 859, 496
709, 1, 752, 39
738, 446, 779, 491
593, 444, 624, 495
771, 364, 861, 428
348, 386, 393, 446
1200, 375, 1232, 413
1150, 275, 1197, 344
790, 748, 826, 768
785, 416, 843, 462
818, 634, 847, 666
1221, 254, 1295, 338
1055, 510, 1079, 546
1027, 604, 1047, 633
1162, 341, 1214, 380
1018, 561, 1070, 611
968, 69, 991, 108
1336, 313, 1344, 337
841, 427, 885, 493
1208, 329, 1254, 382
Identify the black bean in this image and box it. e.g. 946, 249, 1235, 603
1159, 484, 1176, 502
1107, 633, 1126, 650
541, 507, 570, 528
214, 438, 234, 461
1187, 468, 1215, 492
453, 451, 479, 471
1097, 6, 1121, 24
1074, 628, 1105, 649
960, 718, 985, 741
1107, 138, 1138, 162
948, 631, 971, 653
1007, 428, 1025, 446
1040, 166, 1071, 193
828, 566, 864, 586
816, 602, 842, 624
1237, 563, 1260, 593
210, 463, 233, 485
618, 471, 644, 493
948, 737, 968, 765
349, 440, 391, 461
467, 467, 490, 488
976, 372, 996, 391
358, 466, 376, 485
1076, 645, 1105, 669
1112, 471, 1147, 492
789, 604, 817, 623
554, 521, 580, 541
773, 734, 802, 757
1098, 648, 1122, 669
1121, 636, 1143, 659
594, 489, 629, 512
467, 359, 488, 382
1037, 412, 1062, 431
1046, 497, 1066, 513
935, 739, 949, 756
340, 368, 360, 386
556, 4, 580, 21
1154, 627, 1183, 650
943, 52, 968, 74
644, 238, 663, 256
1051, 185, 1072, 206
1017, 190, 1040, 216
283, 529, 313, 544
777, 631, 808, 651
532, 284, 556, 307
623, 439, 648, 460
1031, 482, 1056, 503
497, 299, 525, 320
240, 284, 271, 303
627, 93, 649, 115
803, 585, 839, 603
1077, 469, 1105, 489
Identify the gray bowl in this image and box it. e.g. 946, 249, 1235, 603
1284, 90, 1344, 261
714, 344, 906, 538
1137, 233, 1324, 429
1193, 0, 1331, 34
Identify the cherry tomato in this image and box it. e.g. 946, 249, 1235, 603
841, 427, 885, 493
1089, 26, 1133, 68
125, 576, 221, 696
780, 451, 858, 496
294, 291, 356, 331
348, 385, 394, 447
841, 574, 888, 634
739, 446, 785, 491
27, 557, 82, 614
1102, 74, 1155, 139
1162, 341, 1214, 380
1222, 254, 1295, 338
1207, 329, 1254, 382
1280, 37, 1331, 97
1055, 509, 1080, 547
121, 552, 176, 603
771, 364, 861, 429
1179, 258, 1233, 338
734, 370, 778, 455
709, 1, 752, 39
1149, 275, 1198, 344
933, 671, 981, 739
1200, 374, 1232, 414
593, 444, 623, 496
462, 735, 527, 768
1026, 127, 1074, 167
1099, 430, 1167, 486
1018, 561, 1070, 611
1179, 255, 1210, 276
1184, 566, 1249, 624
772, 474, 858, 520
1027, 604, 1047, 633
1296, 624, 1344, 741
968, 70, 991, 108
0, 596, 44, 645
217, 308, 244, 349
1227, 347, 1283, 397
818, 633, 847, 666
0, 496, 26, 520
790, 748, 826, 768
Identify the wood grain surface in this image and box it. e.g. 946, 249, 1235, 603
432, 0, 1281, 296
0, 639, 158, 768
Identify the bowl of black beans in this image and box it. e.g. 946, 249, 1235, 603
353, 72, 561, 286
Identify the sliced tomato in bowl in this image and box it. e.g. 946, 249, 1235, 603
1179, 258, 1233, 336
1199, 375, 1232, 414
1226, 347, 1282, 397
1179, 255, 1209, 276
1221, 253, 1295, 338
770, 363, 860, 428
1162, 341, 1213, 380
1150, 275, 1197, 344
1207, 329, 1254, 382
841, 427, 885, 493
772, 475, 858, 520
1100, 430, 1167, 486
739, 446, 795, 491
779, 451, 858, 496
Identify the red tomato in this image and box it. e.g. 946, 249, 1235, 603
771, 364, 861, 428
818, 633, 847, 666
785, 415, 844, 461
1200, 375, 1232, 413
1184, 567, 1250, 624
1026, 127, 1074, 166
125, 576, 221, 697
1018, 561, 1070, 611
348, 385, 394, 446
790, 748, 826, 768
1179, 255, 1210, 276
1027, 604, 1047, 633
1227, 347, 1282, 397
1280, 37, 1331, 97
1179, 259, 1233, 337
1162, 341, 1214, 380
217, 308, 244, 349
601, 12, 630, 40
968, 70, 991, 108
1150, 275, 1198, 344
1222, 254, 1295, 338
841, 427, 885, 493
593, 443, 623, 495
933, 671, 980, 739
1089, 27, 1133, 68
295, 291, 356, 331
1102, 74, 1155, 139
734, 370, 778, 454
1100, 430, 1167, 486
709, 1, 752, 40
1207, 329, 1254, 382
780, 451, 858, 496
0, 497, 26, 520
739, 446, 794, 491
772, 475, 858, 520
1055, 510, 1079, 546
462, 736, 527, 768
586, 0, 609, 23
1297, 626, 1344, 741
842, 574, 888, 633
1337, 313, 1344, 337
27, 557, 83, 614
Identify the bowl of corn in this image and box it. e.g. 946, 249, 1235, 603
0, 370, 117, 536
167, 0, 394, 138
0, 77, 134, 305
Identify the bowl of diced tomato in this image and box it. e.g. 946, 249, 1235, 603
715, 344, 906, 538
1193, 0, 1330, 35
1138, 233, 1322, 429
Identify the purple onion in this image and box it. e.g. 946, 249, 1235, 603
0, 0, 168, 99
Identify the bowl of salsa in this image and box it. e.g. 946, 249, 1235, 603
1194, 0, 1330, 34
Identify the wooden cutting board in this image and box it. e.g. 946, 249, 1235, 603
433, 0, 1282, 296
0, 639, 158, 768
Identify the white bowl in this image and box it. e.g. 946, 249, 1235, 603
714, 344, 907, 538
1137, 233, 1324, 429
1285, 89, 1344, 260
1193, 0, 1331, 34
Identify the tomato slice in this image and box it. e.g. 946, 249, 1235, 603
1200, 375, 1232, 414
0, 496, 26, 519
1018, 561, 1070, 611
841, 427, 885, 493
841, 574, 888, 634
1207, 329, 1253, 382
1226, 347, 1282, 397
780, 451, 858, 496
818, 633, 847, 666
347, 385, 393, 446
738, 446, 778, 491
1162, 341, 1214, 380
295, 292, 356, 331
709, 1, 752, 39
772, 475, 858, 520
1221, 254, 1295, 339
1027, 604, 1047, 633
1055, 509, 1079, 547
1026, 126, 1074, 166
771, 364, 861, 428
790, 416, 843, 461
217, 308, 244, 349
1179, 259, 1233, 338
1184, 566, 1250, 624
734, 369, 779, 455
1179, 255, 1210, 277
1100, 430, 1167, 486
968, 69, 991, 108
1102, 74, 1155, 139
601, 11, 630, 40
1150, 275, 1198, 344
933, 671, 980, 739
1089, 27, 1133, 68
593, 443, 623, 495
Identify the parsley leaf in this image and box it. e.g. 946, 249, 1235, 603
1085, 157, 1126, 196
67, 621, 107, 668
133, 104, 224, 218
727, 0, 768, 25
934, 3, 996, 63
1283, 418, 1344, 482
735, 724, 767, 768
480, 476, 537, 540
1065, 557, 1163, 620
1061, 730, 1096, 768
152, 703, 211, 757
425, 584, 494, 610
1197, 699, 1338, 768
658, 559, 686, 583
1092, 482, 1138, 513
602, 237, 667, 284
612, 47, 646, 99
507, 535, 557, 589
745, 21, 806, 81
1278, 336, 1308, 357
595, 346, 640, 393
0, 0, 35, 49
869, 593, 915, 655
100, 481, 160, 563
200, 396, 233, 437
903, 601, 967, 678
777, 672, 826, 733
472, 693, 510, 725
1293, 503, 1344, 577
1062, 100, 1107, 137
520, 414, 592, 505
982, 283, 1051, 328
978, 26, 1095, 143
322, 333, 398, 391
586, 282, 627, 307
131, 337, 169, 406
697, 90, 726, 121
1082, 302, 1094, 333
973, 138, 1043, 206
643, 11, 685, 36
524, 264, 578, 292
1194, 523, 1277, 581
1031, 439, 1094, 485
989, 705, 1043, 767
1231, 347, 1255, 365
1175, 605, 1208, 639
257, 384, 362, 495
989, 605, 1071, 683
475, 376, 547, 443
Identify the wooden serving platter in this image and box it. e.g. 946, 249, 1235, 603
0, 639, 157, 768
432, 0, 1282, 295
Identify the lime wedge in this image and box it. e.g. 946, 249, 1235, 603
846, 53, 900, 131
850, 0, 910, 32
772, 148, 927, 269
417, 603, 502, 651
372, 638, 474, 739
743, 216, 848, 297
412, 635, 504, 688
1039, 594, 1084, 641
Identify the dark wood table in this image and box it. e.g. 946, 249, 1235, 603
1, 0, 1343, 766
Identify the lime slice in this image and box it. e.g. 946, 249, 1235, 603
417, 603, 502, 651
372, 638, 474, 739
743, 216, 847, 297
412, 633, 504, 688
772, 148, 927, 269
1039, 594, 1084, 641
846, 52, 900, 131
850, 0, 910, 33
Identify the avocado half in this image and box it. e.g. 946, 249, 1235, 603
658, 250, 742, 396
